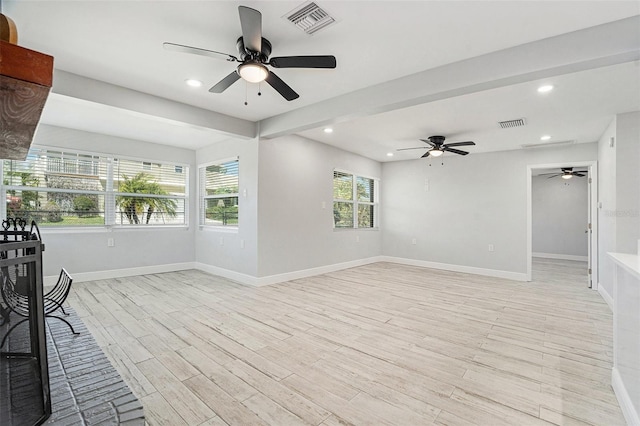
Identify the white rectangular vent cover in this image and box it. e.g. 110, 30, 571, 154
498, 118, 527, 128
285, 2, 336, 35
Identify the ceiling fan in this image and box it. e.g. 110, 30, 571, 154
163, 6, 337, 101
542, 167, 587, 180
397, 136, 476, 158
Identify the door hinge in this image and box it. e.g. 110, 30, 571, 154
588, 268, 592, 274
588, 223, 592, 230
589, 178, 592, 184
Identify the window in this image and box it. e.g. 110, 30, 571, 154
199, 159, 239, 227
1, 147, 188, 227
333, 170, 378, 229
174, 165, 183, 174
114, 158, 187, 226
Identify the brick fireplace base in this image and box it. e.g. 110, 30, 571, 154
44, 308, 144, 425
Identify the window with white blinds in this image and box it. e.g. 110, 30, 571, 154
333, 170, 378, 229
0, 147, 188, 227
199, 159, 239, 227
113, 158, 187, 225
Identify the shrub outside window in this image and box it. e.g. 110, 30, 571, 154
1, 148, 188, 227
333, 170, 378, 229
199, 159, 239, 227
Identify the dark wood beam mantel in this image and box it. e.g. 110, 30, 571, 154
0, 40, 54, 160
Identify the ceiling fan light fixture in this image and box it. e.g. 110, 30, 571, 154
238, 62, 268, 83
429, 149, 443, 157
561, 174, 573, 180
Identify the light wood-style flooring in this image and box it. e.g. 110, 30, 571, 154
67, 259, 624, 425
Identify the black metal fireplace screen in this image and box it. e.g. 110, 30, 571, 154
0, 218, 51, 426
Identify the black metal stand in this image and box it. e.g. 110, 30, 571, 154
0, 218, 51, 426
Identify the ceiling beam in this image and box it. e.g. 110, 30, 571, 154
259, 15, 640, 140
52, 70, 257, 140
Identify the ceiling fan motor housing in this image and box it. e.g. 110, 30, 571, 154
429, 136, 446, 145
236, 36, 272, 62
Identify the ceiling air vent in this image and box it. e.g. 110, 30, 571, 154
498, 118, 526, 129
284, 2, 336, 35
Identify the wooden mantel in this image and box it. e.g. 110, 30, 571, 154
0, 40, 54, 160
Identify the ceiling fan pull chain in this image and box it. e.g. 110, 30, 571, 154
258, 82, 262, 96
244, 81, 248, 106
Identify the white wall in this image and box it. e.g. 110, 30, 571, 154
257, 135, 382, 278
597, 118, 617, 296
598, 111, 640, 297
194, 137, 260, 278
615, 111, 640, 254
381, 143, 598, 278
32, 125, 197, 279
532, 174, 588, 259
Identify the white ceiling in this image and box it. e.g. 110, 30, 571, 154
5, 1, 640, 159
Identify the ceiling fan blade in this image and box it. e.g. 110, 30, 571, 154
397, 147, 428, 151
419, 139, 437, 147
209, 71, 240, 93
546, 174, 562, 179
265, 71, 299, 101
444, 141, 475, 148
269, 55, 337, 69
163, 42, 237, 61
443, 147, 469, 156
421, 151, 431, 158
239, 6, 262, 53
574, 173, 586, 177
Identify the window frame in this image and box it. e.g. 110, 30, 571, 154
332, 169, 379, 230
198, 157, 240, 230
0, 145, 190, 229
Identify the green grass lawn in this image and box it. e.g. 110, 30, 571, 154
39, 216, 105, 226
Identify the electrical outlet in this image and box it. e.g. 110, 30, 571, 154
488, 244, 494, 252
240, 239, 245, 249
356, 235, 360, 243
107, 238, 114, 247
412, 238, 417, 245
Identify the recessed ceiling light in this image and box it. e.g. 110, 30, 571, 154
323, 128, 333, 134
540, 135, 551, 141
387, 152, 394, 157
537, 85, 554, 93
185, 79, 203, 88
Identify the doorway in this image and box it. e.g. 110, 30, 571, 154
527, 161, 598, 288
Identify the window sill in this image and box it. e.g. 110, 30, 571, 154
333, 227, 379, 232
40, 225, 190, 234
199, 225, 239, 234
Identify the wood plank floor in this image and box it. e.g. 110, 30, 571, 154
67, 259, 624, 425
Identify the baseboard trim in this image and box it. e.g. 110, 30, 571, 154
256, 256, 384, 287
612, 367, 640, 426
597, 282, 614, 311
381, 256, 528, 281
194, 262, 259, 287
533, 252, 588, 262
48, 256, 525, 288
44, 262, 197, 286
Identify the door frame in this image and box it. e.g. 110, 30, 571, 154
526, 161, 598, 286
